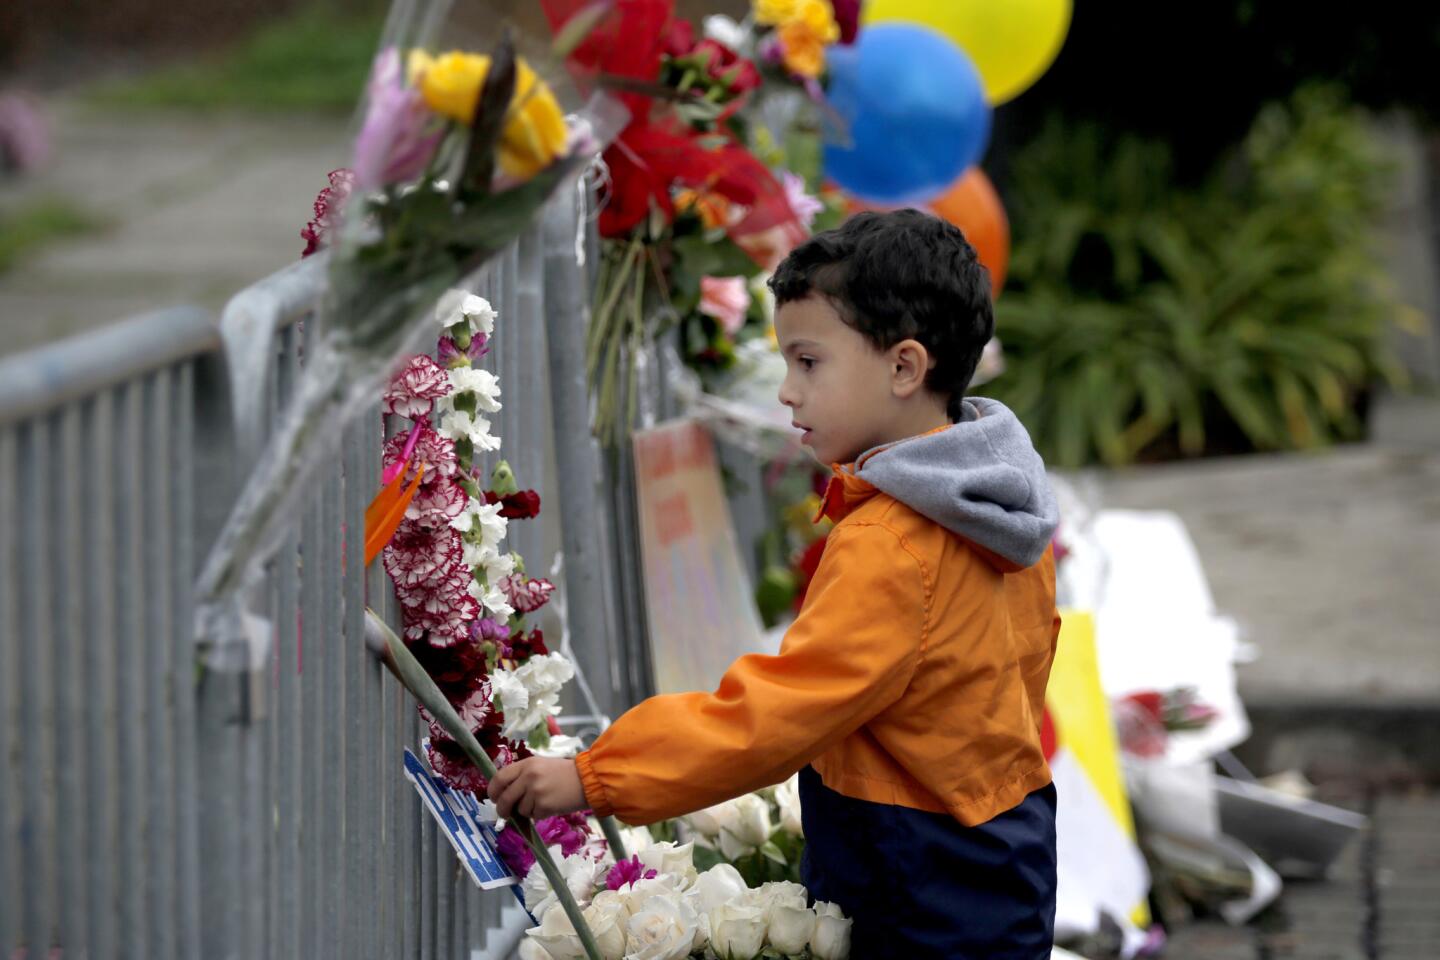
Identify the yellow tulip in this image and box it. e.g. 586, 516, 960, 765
413, 51, 568, 180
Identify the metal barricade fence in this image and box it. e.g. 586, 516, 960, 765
0, 185, 639, 959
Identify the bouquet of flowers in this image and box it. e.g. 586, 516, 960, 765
194, 11, 619, 660
506, 819, 852, 960
536, 0, 858, 445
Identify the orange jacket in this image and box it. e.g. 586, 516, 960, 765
578, 402, 1061, 826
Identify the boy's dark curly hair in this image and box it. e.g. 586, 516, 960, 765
769, 209, 994, 421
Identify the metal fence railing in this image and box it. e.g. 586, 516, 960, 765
0, 184, 638, 959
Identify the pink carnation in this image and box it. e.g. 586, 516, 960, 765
383, 422, 457, 486
403, 594, 481, 648
425, 741, 490, 794
605, 856, 658, 891
300, 168, 355, 257
406, 477, 468, 528
538, 813, 592, 858
384, 522, 465, 592
496, 824, 536, 875
500, 575, 556, 615
383, 355, 451, 418
438, 332, 490, 365
420, 681, 492, 743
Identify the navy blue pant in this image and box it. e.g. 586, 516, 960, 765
799, 765, 1057, 959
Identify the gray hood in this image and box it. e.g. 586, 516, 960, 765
852, 398, 1059, 569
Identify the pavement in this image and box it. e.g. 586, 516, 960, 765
0, 99, 350, 355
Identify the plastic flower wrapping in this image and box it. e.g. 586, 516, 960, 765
193, 0, 625, 660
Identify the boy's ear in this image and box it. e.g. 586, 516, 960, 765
889, 339, 935, 399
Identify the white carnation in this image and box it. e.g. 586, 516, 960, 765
462, 294, 497, 335
448, 366, 502, 412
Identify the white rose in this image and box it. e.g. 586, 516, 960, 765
584, 897, 628, 960
619, 825, 655, 857
625, 894, 700, 960
525, 904, 587, 959
709, 901, 767, 960
636, 841, 697, 888
518, 934, 552, 960
768, 903, 817, 955
521, 848, 601, 921
810, 901, 853, 960
774, 774, 804, 837
718, 794, 771, 860
686, 798, 741, 840
689, 863, 748, 916
746, 881, 807, 936
618, 875, 686, 915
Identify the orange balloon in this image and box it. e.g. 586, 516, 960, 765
842, 167, 1010, 295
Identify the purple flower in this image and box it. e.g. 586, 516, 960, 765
438, 332, 491, 365
352, 47, 443, 192
537, 814, 591, 858
605, 856, 658, 891
496, 824, 536, 876
472, 617, 511, 645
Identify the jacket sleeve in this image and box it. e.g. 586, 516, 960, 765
575, 520, 931, 824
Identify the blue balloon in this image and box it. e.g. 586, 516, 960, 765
823, 23, 992, 206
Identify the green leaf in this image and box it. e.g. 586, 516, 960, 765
760, 841, 788, 866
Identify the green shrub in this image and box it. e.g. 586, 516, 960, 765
90, 3, 385, 114
988, 87, 1406, 468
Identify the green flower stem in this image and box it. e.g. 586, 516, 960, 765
364, 609, 604, 960
598, 815, 628, 863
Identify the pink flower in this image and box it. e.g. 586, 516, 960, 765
500, 575, 556, 615
699, 276, 751, 336
605, 856, 658, 891
352, 47, 444, 192
300, 168, 355, 257
425, 740, 490, 794
420, 681, 492, 743
382, 422, 457, 486
438, 332, 490, 365
384, 522, 466, 592
383, 355, 451, 418
781, 171, 824, 230
496, 824, 536, 876
538, 814, 591, 858
406, 477, 468, 528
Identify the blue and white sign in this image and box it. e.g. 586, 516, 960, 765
402, 747, 518, 890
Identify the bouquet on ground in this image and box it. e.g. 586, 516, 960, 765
195, 18, 616, 660
505, 818, 851, 960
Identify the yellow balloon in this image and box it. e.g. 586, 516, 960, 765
862, 0, 1072, 105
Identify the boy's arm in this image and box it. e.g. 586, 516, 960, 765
576, 521, 930, 825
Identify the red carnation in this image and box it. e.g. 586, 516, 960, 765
484, 489, 541, 520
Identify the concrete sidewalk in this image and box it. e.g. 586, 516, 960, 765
1091, 394, 1440, 709
0, 99, 350, 355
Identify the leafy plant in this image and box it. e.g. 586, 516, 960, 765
89, 3, 385, 113
988, 86, 1407, 468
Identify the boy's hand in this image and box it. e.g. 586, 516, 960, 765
488, 757, 588, 820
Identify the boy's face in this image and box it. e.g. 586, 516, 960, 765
776, 294, 901, 466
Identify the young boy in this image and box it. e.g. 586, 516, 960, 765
491, 209, 1061, 958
